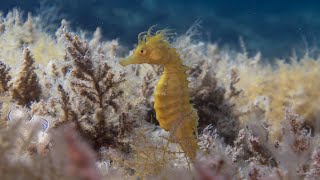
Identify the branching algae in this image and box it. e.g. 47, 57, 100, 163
120, 27, 199, 160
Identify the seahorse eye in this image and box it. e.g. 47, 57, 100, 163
140, 49, 146, 55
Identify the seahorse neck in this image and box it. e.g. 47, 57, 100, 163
162, 62, 186, 75
159, 63, 189, 96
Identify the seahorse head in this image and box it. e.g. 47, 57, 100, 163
120, 26, 180, 66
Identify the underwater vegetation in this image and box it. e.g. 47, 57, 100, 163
1, 9, 320, 180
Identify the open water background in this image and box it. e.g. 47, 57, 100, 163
1, 0, 320, 59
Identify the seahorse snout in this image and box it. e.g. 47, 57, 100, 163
119, 56, 142, 66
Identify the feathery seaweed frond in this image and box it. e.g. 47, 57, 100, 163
0, 60, 11, 93
10, 48, 41, 106
53, 31, 132, 150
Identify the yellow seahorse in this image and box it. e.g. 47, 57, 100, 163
120, 27, 199, 160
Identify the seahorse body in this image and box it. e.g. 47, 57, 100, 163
154, 65, 198, 159
120, 28, 199, 160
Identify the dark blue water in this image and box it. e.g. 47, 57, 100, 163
1, 0, 320, 59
